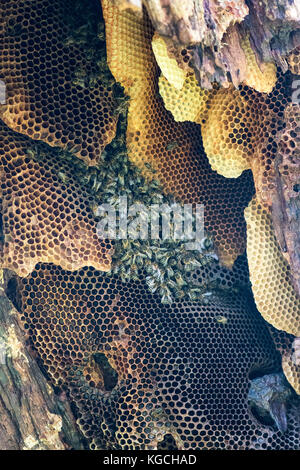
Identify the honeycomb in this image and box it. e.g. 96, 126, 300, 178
201, 86, 255, 178
102, 0, 255, 267
241, 36, 277, 94
244, 196, 300, 337
288, 46, 300, 75
151, 33, 186, 90
268, 327, 300, 395
0, 119, 112, 277
103, 1, 155, 90
158, 73, 215, 124
0, 0, 118, 166
15, 263, 300, 450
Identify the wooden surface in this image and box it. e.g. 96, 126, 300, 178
143, 0, 300, 88
0, 271, 85, 450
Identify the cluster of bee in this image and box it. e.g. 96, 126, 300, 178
71, 111, 219, 304
25, 130, 219, 305
63, 0, 109, 88
64, 0, 129, 120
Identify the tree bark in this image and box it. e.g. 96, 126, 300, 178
271, 104, 300, 297
0, 270, 85, 450
143, 0, 300, 88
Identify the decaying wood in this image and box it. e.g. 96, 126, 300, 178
0, 270, 85, 450
271, 104, 300, 297
143, 0, 300, 88
144, 0, 248, 45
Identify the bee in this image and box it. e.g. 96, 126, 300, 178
6, 22, 23, 37
118, 174, 125, 186
166, 279, 177, 290
161, 293, 173, 304
215, 315, 228, 325
111, 137, 125, 151
89, 202, 99, 217
97, 30, 106, 42
120, 252, 132, 264
85, 49, 95, 61
91, 175, 102, 193
114, 97, 130, 117
145, 276, 157, 294
150, 407, 166, 420
166, 141, 178, 151
166, 266, 174, 278
72, 77, 86, 89
144, 163, 154, 175
58, 171, 69, 184
97, 57, 107, 72
26, 147, 37, 160
63, 36, 76, 47
201, 236, 214, 250
26, 145, 42, 162
152, 267, 165, 284
175, 272, 186, 287
88, 73, 101, 89
188, 288, 203, 302
121, 240, 131, 250
102, 76, 116, 89
66, 143, 81, 155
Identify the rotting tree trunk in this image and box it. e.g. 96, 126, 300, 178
271, 104, 300, 297
0, 270, 85, 450
141, 0, 300, 88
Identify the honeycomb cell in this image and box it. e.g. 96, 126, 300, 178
0, 119, 112, 277
0, 0, 118, 166
244, 196, 300, 336
102, 0, 255, 267
15, 263, 300, 450
151, 33, 186, 90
